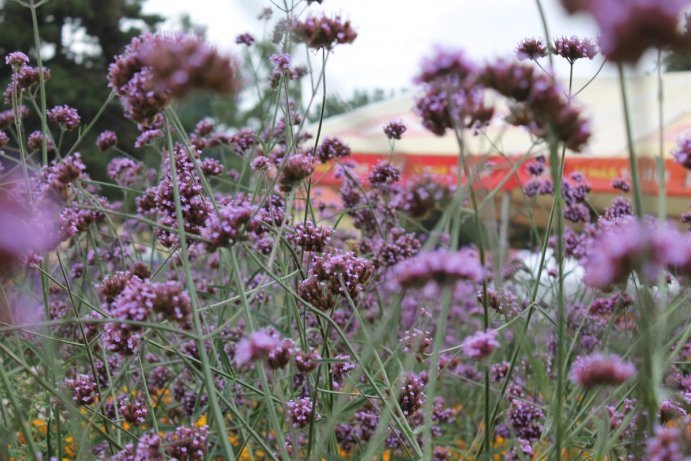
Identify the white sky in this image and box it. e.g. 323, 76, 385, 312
143, 0, 659, 96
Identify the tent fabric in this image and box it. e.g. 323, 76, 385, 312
310, 71, 691, 207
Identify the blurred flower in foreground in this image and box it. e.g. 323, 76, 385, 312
583, 216, 691, 288
395, 249, 484, 288
674, 135, 691, 170
560, 0, 689, 64
569, 353, 635, 389
0, 184, 59, 273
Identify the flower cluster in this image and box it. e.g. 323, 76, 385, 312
561, 0, 689, 64
292, 15, 358, 49
569, 353, 636, 388
395, 249, 484, 288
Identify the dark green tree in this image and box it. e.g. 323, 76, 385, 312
0, 0, 163, 175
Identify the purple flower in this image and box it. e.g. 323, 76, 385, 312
316, 137, 351, 163
402, 329, 432, 356
482, 59, 591, 152
415, 47, 476, 85
96, 130, 118, 151
138, 34, 240, 98
383, 120, 407, 140
295, 349, 321, 373
65, 374, 97, 405
509, 399, 545, 441
118, 394, 148, 426
398, 373, 427, 416
569, 353, 636, 388
235, 330, 281, 366
395, 249, 484, 288
462, 329, 499, 359
612, 177, 630, 192
201, 199, 258, 252
5, 51, 29, 68
27, 130, 54, 152
235, 33, 255, 46
164, 425, 208, 460
553, 36, 598, 63
673, 136, 691, 170
278, 152, 314, 192
287, 397, 315, 428
47, 105, 81, 131
369, 160, 401, 187
330, 354, 357, 382
107, 157, 143, 187
646, 424, 690, 460
311, 250, 374, 299
563, 0, 688, 64
250, 156, 270, 171
516, 38, 547, 61
582, 216, 682, 288
134, 432, 163, 460
291, 221, 332, 253
292, 15, 358, 49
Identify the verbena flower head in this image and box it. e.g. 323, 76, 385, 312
395, 249, 484, 288
278, 152, 315, 192
582, 216, 688, 288
482, 59, 592, 152
287, 397, 315, 427
65, 374, 97, 405
509, 399, 545, 441
138, 34, 240, 98
516, 37, 548, 61
164, 425, 208, 460
569, 353, 636, 388
292, 15, 358, 49
646, 424, 691, 460
291, 221, 332, 253
295, 349, 321, 373
311, 250, 374, 299
383, 120, 407, 140
201, 199, 259, 252
398, 373, 427, 416
562, 0, 689, 64
553, 36, 598, 63
369, 161, 401, 187
462, 329, 499, 359
316, 137, 351, 163
107, 157, 143, 187
235, 33, 255, 46
5, 51, 29, 69
96, 130, 118, 151
235, 330, 281, 366
612, 177, 630, 192
415, 47, 476, 85
47, 105, 81, 131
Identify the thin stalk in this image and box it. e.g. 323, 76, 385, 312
29, 0, 49, 165
617, 64, 644, 218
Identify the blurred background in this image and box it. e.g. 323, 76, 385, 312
0, 0, 688, 204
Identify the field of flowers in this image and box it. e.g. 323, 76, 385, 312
0, 0, 690, 460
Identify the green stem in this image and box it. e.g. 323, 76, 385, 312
617, 64, 644, 218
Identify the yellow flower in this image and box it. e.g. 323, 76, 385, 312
195, 414, 207, 427
33, 418, 48, 435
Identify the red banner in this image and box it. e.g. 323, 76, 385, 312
313, 153, 691, 197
